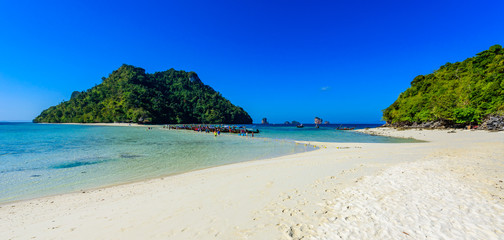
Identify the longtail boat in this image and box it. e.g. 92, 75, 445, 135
336, 127, 355, 130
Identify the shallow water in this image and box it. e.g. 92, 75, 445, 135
247, 124, 419, 143
0, 123, 415, 203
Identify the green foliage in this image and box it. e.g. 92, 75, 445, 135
34, 64, 252, 124
383, 45, 504, 125
453, 107, 479, 124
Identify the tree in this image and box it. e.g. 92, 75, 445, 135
383, 45, 504, 126
34, 64, 253, 124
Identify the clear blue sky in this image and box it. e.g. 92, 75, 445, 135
1, 0, 503, 123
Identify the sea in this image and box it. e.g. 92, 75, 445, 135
0, 123, 417, 203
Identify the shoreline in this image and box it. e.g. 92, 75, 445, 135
0, 139, 321, 206
2, 128, 503, 239
1, 123, 324, 205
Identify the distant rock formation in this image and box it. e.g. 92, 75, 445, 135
314, 117, 322, 125
324, 121, 330, 124
262, 118, 269, 124
284, 121, 290, 124
291, 121, 300, 125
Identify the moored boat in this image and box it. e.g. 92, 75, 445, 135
336, 127, 355, 130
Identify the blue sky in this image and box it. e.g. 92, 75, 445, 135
1, 0, 503, 123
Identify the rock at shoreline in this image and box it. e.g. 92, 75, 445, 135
479, 115, 504, 131
384, 120, 454, 129
383, 115, 504, 131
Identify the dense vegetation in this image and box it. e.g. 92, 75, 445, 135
34, 64, 252, 124
383, 45, 504, 126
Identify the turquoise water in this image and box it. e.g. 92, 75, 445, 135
0, 123, 415, 203
247, 124, 419, 143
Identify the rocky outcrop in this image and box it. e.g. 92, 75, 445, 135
383, 120, 461, 129
188, 72, 201, 83
479, 115, 504, 131
383, 115, 504, 131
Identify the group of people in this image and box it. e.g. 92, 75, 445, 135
164, 124, 256, 138
197, 127, 221, 137
238, 129, 254, 137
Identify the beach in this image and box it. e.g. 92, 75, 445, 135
2, 128, 504, 239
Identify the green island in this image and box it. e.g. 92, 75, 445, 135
33, 64, 252, 124
383, 45, 504, 128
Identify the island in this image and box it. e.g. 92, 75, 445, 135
383, 45, 504, 130
33, 64, 252, 124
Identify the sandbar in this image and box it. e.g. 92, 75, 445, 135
1, 128, 503, 239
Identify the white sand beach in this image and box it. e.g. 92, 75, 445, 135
2, 128, 504, 239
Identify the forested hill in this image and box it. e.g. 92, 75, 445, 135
383, 45, 504, 128
34, 64, 253, 124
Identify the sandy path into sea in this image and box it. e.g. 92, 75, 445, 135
1, 128, 503, 239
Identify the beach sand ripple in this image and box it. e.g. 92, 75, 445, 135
314, 158, 504, 240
